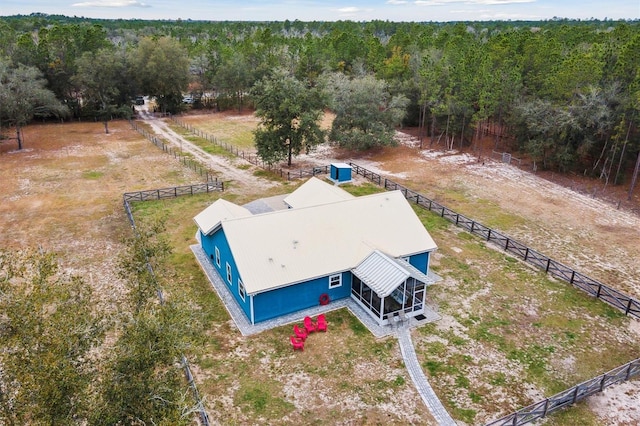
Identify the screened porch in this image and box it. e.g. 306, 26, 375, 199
350, 250, 431, 326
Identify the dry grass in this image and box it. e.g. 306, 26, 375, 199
0, 119, 203, 307
4, 114, 639, 425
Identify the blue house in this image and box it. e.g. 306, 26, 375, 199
194, 177, 438, 326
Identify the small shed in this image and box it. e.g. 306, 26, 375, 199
329, 163, 352, 184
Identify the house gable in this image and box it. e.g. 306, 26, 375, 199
283, 176, 354, 208
193, 198, 252, 236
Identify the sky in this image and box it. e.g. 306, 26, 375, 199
1, 0, 639, 22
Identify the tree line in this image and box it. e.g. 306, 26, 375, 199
1, 15, 639, 188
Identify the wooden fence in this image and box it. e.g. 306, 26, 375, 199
170, 116, 329, 181
123, 182, 224, 204
485, 358, 640, 426
129, 120, 217, 182
349, 162, 640, 319
122, 185, 217, 426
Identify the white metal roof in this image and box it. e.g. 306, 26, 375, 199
217, 189, 437, 295
331, 162, 352, 168
193, 199, 252, 236
352, 250, 433, 298
283, 176, 354, 208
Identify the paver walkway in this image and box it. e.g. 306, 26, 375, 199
397, 326, 458, 425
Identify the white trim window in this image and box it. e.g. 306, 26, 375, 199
329, 274, 342, 289
226, 262, 232, 285
215, 247, 221, 267
238, 279, 246, 301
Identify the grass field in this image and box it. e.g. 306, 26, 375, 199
3, 115, 638, 425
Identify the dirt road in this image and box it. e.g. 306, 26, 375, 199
136, 107, 277, 193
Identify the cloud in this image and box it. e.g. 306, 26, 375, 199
337, 7, 361, 13
415, 0, 534, 5
387, 0, 409, 4
72, 0, 150, 7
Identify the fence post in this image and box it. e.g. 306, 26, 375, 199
487, 229, 492, 241
524, 247, 529, 261
505, 239, 509, 251
545, 258, 552, 273
599, 374, 607, 391
596, 284, 602, 298
572, 385, 580, 403
470, 221, 475, 233
625, 299, 633, 315
542, 398, 550, 416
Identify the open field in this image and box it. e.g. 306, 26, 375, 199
2, 113, 639, 425
0, 120, 204, 307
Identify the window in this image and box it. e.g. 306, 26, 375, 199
329, 274, 342, 289
238, 279, 246, 301
226, 262, 232, 285
215, 247, 220, 267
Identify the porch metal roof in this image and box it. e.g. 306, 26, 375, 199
352, 250, 432, 298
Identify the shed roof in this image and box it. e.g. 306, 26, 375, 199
331, 162, 352, 168
283, 177, 354, 208
219, 189, 437, 295
193, 199, 252, 236
352, 250, 432, 298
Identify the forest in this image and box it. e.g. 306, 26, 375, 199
1, 14, 639, 184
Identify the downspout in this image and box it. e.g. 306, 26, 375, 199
250, 295, 255, 325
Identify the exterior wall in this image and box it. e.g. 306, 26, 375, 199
253, 271, 352, 323
201, 229, 252, 320
408, 251, 430, 274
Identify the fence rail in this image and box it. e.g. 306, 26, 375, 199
123, 182, 224, 203
350, 162, 640, 320
122, 186, 214, 426
170, 116, 329, 181
485, 358, 640, 426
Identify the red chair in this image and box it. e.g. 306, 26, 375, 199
316, 314, 327, 332
303, 316, 316, 333
293, 324, 308, 341
290, 335, 305, 351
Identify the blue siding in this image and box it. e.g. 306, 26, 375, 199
253, 271, 352, 323
330, 164, 352, 182
408, 251, 430, 274
201, 228, 252, 320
